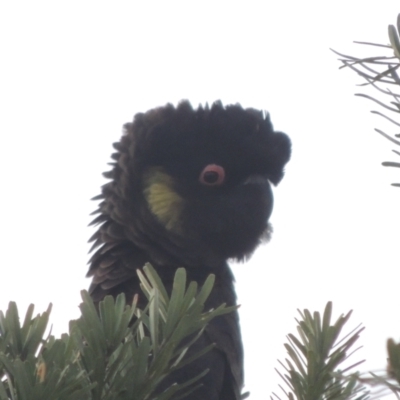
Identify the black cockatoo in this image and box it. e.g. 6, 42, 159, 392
87, 100, 291, 399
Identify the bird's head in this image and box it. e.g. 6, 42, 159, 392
98, 100, 291, 268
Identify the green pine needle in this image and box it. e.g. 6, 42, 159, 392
332, 13, 400, 186
272, 302, 369, 400
0, 265, 237, 399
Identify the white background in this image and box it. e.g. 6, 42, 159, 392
1, 1, 400, 398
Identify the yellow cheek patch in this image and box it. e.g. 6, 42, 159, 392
143, 168, 184, 232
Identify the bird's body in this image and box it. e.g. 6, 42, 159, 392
87, 101, 291, 399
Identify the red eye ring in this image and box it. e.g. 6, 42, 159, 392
199, 164, 225, 186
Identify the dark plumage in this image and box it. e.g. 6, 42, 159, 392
87, 100, 291, 399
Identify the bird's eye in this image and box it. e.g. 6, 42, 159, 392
199, 164, 225, 186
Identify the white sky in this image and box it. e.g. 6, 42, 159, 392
1, 1, 400, 398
